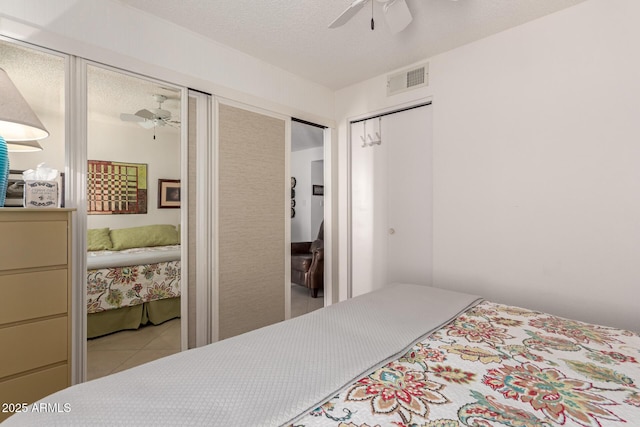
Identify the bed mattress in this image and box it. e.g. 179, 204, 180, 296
86, 244, 181, 270
5, 284, 480, 426
5, 284, 640, 426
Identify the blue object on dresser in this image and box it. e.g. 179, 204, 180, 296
0, 136, 8, 207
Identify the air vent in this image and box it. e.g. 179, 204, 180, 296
387, 63, 429, 96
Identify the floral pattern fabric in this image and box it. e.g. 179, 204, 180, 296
87, 260, 180, 313
292, 302, 640, 427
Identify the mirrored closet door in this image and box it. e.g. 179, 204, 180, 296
85, 65, 183, 380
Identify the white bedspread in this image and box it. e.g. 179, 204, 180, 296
4, 284, 481, 427
87, 245, 181, 269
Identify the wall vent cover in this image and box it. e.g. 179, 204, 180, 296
387, 63, 428, 96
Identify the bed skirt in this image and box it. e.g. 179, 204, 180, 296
87, 297, 180, 339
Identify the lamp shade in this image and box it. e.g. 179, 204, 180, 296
0, 67, 49, 141
0, 68, 49, 207
6, 140, 43, 152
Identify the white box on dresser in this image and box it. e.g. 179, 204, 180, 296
0, 208, 74, 422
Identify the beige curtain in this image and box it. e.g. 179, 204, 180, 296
218, 104, 286, 340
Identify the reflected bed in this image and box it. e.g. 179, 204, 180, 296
86, 245, 181, 338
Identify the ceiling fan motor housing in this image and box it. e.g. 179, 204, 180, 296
151, 108, 171, 119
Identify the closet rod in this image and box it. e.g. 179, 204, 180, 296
292, 117, 327, 129
350, 101, 432, 124
188, 87, 213, 96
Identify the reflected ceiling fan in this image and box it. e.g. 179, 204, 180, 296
120, 94, 180, 134
329, 0, 455, 34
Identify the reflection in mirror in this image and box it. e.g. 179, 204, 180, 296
290, 120, 325, 317
0, 39, 65, 185
85, 65, 182, 380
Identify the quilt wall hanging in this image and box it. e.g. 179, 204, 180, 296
88, 160, 147, 214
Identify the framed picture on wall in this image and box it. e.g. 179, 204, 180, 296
88, 160, 147, 214
158, 179, 181, 208
312, 185, 324, 196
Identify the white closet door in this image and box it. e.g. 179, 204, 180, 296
351, 121, 388, 296
385, 105, 433, 286
350, 104, 433, 297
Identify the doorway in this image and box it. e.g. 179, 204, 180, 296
290, 119, 325, 317
85, 65, 183, 379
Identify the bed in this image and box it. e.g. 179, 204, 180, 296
86, 225, 181, 338
5, 284, 639, 426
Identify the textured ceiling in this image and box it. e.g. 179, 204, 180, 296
117, 0, 586, 90
0, 40, 181, 141
87, 65, 181, 133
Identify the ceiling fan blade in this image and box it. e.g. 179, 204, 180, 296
120, 113, 145, 123
383, 0, 412, 34
135, 109, 155, 120
328, 0, 370, 28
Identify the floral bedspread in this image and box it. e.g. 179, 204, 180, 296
293, 301, 640, 427
87, 260, 180, 313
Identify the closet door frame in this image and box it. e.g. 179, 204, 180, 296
189, 90, 215, 347
346, 97, 433, 299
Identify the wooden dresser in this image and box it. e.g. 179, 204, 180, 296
0, 209, 73, 422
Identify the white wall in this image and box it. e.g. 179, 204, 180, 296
87, 119, 180, 230
291, 146, 323, 241
336, 0, 640, 332
310, 159, 324, 240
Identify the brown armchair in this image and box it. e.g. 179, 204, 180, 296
291, 221, 324, 298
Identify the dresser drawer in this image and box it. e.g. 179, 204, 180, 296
0, 270, 68, 325
0, 317, 68, 378
0, 221, 67, 270
0, 364, 68, 422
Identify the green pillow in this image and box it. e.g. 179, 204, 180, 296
87, 228, 113, 251
110, 224, 179, 250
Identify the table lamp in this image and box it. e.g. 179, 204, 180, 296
0, 67, 49, 207
7, 140, 44, 152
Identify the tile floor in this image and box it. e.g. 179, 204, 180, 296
87, 283, 324, 380
291, 282, 324, 318
86, 318, 181, 380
